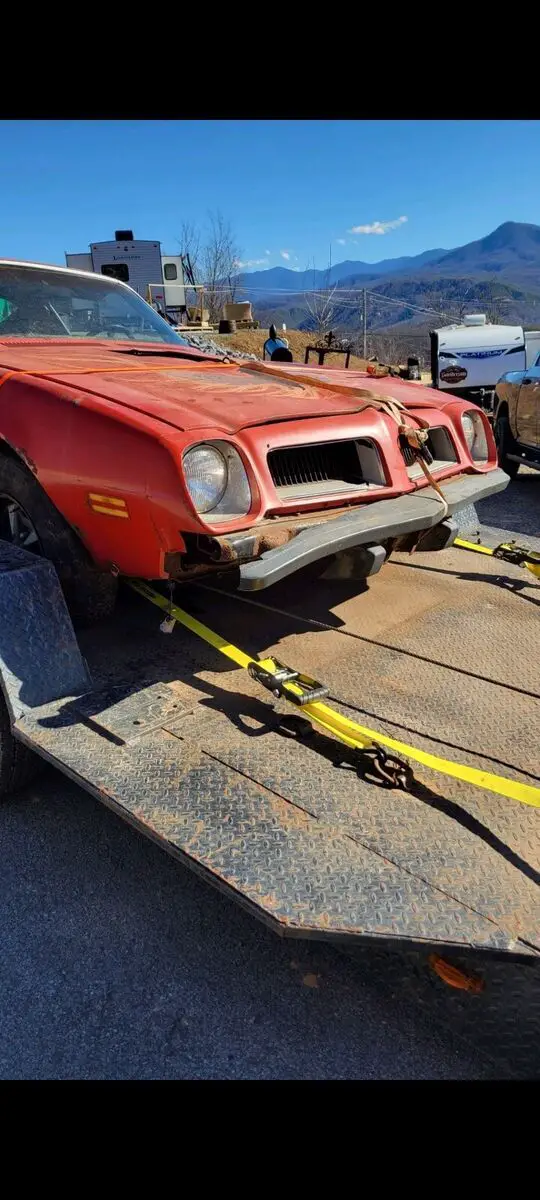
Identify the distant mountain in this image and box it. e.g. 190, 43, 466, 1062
433, 222, 540, 281
243, 223, 540, 335
239, 247, 446, 296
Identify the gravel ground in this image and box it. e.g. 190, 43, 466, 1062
0, 473, 538, 1081
181, 331, 259, 361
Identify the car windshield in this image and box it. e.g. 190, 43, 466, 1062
0, 265, 189, 346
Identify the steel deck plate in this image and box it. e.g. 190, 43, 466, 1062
14, 523, 540, 958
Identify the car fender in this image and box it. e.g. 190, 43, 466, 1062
0, 375, 191, 577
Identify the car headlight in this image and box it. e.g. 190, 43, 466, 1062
183, 445, 227, 512
183, 442, 252, 517
461, 411, 488, 462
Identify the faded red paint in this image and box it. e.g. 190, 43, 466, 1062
0, 334, 498, 581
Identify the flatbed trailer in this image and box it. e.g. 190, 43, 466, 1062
0, 508, 539, 964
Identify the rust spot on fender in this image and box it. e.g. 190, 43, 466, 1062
10, 442, 39, 474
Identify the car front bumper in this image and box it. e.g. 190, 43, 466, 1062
235, 468, 509, 591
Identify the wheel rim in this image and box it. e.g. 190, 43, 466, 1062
0, 495, 41, 552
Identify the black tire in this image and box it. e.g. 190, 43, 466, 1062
494, 413, 520, 479
0, 454, 118, 626
0, 693, 41, 798
218, 319, 236, 334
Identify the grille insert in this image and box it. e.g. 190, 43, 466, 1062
268, 440, 369, 493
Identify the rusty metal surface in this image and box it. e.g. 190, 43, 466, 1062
72, 682, 191, 745
13, 532, 540, 957
14, 711, 527, 955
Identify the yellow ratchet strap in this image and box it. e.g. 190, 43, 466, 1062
130, 580, 540, 810
454, 536, 540, 580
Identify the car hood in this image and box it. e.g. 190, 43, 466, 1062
0, 341, 442, 434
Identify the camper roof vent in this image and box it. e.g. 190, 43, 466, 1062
115, 229, 134, 241
463, 313, 487, 326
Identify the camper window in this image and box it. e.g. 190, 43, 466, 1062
101, 263, 130, 283
164, 263, 177, 280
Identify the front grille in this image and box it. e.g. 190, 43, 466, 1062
268, 440, 366, 491
399, 426, 458, 475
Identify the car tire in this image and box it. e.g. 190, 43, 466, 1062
0, 692, 41, 799
0, 454, 118, 626
494, 414, 520, 479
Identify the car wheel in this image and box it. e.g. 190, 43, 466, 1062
0, 692, 41, 799
494, 414, 520, 479
0, 455, 118, 626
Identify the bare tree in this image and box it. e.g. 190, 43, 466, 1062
303, 258, 340, 341
456, 283, 476, 322
177, 220, 203, 319
178, 213, 240, 323
178, 220, 202, 281
484, 277, 512, 325
202, 212, 241, 323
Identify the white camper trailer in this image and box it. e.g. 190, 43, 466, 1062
66, 230, 186, 322
430, 315, 540, 411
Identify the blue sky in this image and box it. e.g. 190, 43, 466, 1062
1, 119, 539, 271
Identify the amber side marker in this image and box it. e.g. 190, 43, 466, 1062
429, 954, 485, 994
88, 493, 129, 518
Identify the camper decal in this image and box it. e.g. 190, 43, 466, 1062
459, 349, 509, 359
440, 365, 468, 383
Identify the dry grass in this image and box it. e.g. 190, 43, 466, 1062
211, 328, 368, 369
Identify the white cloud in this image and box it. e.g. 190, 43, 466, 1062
265, 249, 271, 255
348, 215, 408, 236
336, 238, 346, 245
234, 257, 271, 269
280, 250, 291, 260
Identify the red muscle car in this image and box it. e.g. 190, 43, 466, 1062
0, 260, 508, 623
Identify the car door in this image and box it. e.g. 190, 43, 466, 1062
516, 361, 540, 446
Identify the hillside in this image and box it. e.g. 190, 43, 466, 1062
209, 328, 368, 368
433, 222, 540, 283
238, 223, 540, 334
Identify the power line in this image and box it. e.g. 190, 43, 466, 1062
190, 280, 457, 322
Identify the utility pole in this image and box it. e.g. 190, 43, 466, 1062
362, 288, 367, 358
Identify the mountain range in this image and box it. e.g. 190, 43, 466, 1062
238, 222, 540, 334
239, 247, 446, 294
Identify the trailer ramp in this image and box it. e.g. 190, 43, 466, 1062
0, 530, 538, 961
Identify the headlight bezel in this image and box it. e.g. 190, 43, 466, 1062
460, 409, 489, 463
182, 440, 252, 520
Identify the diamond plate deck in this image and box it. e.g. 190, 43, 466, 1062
12, 524, 540, 959
1, 471, 539, 962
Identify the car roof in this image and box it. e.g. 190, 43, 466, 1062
0, 258, 133, 292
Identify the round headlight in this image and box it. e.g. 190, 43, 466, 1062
183, 445, 227, 513
461, 411, 488, 462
